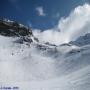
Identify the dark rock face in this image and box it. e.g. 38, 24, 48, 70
0, 18, 32, 37
0, 18, 39, 44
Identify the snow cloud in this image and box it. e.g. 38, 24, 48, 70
33, 3, 90, 45
36, 6, 46, 16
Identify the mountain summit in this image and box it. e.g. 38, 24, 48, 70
0, 18, 32, 36
0, 18, 39, 44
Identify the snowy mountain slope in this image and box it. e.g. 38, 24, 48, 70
70, 33, 90, 46
0, 19, 90, 90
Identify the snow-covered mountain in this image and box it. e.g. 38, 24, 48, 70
70, 33, 90, 46
0, 19, 90, 90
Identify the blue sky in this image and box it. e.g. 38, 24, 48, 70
0, 0, 89, 30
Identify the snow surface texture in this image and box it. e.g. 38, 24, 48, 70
0, 34, 90, 90
0, 3, 90, 90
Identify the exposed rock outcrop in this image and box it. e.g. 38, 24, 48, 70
0, 18, 39, 44
0, 18, 32, 36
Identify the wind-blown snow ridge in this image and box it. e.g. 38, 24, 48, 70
0, 17, 90, 90
0, 32, 90, 90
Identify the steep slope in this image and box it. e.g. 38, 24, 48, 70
0, 18, 39, 44
0, 18, 32, 36
0, 18, 90, 90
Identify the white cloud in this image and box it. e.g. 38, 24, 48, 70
33, 3, 90, 45
36, 6, 46, 16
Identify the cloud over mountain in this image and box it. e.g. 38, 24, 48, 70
34, 3, 90, 45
